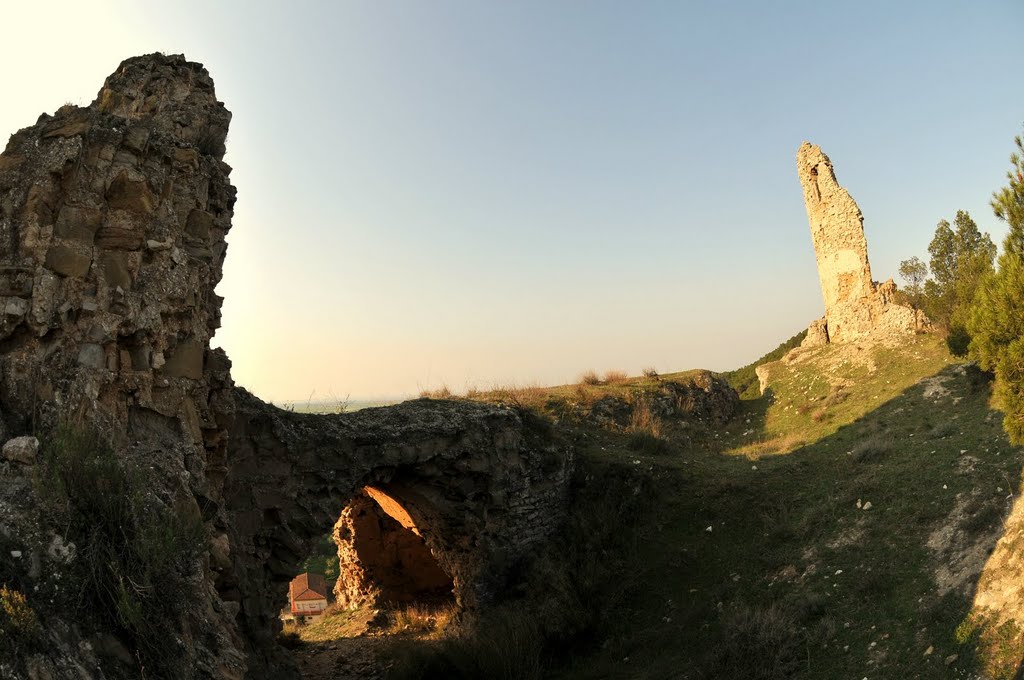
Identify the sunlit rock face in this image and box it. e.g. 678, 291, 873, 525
333, 490, 454, 608
796, 142, 925, 347
0, 53, 574, 679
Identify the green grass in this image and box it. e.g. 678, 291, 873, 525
721, 329, 807, 399
544, 335, 1023, 679
310, 333, 1024, 680
35, 427, 206, 680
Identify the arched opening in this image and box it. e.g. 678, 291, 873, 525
333, 486, 455, 609
280, 484, 459, 675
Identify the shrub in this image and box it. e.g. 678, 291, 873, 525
603, 370, 628, 384
626, 430, 670, 455
276, 630, 304, 650
388, 607, 542, 680
0, 584, 41, 662
642, 366, 660, 380
420, 385, 453, 399
713, 603, 803, 679
36, 426, 205, 679
382, 602, 458, 636
578, 370, 602, 386
946, 324, 972, 357
850, 433, 893, 464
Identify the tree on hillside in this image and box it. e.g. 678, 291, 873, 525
921, 210, 996, 353
897, 256, 928, 310
969, 129, 1024, 444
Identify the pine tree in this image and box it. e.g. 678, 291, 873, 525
923, 211, 996, 328
969, 128, 1024, 443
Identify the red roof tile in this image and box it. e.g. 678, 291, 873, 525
289, 572, 328, 602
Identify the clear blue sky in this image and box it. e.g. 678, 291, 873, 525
2, 1, 1022, 400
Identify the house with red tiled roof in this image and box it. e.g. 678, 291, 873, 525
284, 572, 329, 624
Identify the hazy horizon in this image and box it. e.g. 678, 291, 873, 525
3, 1, 1022, 402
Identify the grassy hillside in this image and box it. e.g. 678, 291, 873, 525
296, 334, 1024, 680
544, 334, 1024, 679
721, 329, 808, 399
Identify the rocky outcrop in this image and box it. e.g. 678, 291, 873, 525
796, 142, 926, 347
584, 371, 737, 430
0, 54, 573, 680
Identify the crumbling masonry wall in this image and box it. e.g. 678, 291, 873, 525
796, 142, 925, 346
0, 53, 574, 680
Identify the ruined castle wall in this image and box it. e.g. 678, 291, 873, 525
795, 142, 924, 347
0, 54, 575, 680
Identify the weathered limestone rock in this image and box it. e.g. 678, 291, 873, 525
2, 436, 39, 464
796, 142, 925, 346
332, 491, 454, 609
0, 53, 574, 680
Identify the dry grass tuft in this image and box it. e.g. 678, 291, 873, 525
731, 433, 805, 459
420, 385, 453, 399
603, 370, 629, 385
627, 395, 663, 438
383, 602, 459, 638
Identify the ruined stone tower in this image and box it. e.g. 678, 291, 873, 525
796, 142, 924, 346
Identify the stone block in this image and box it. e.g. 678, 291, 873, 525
100, 252, 133, 289
77, 343, 105, 369
54, 206, 102, 244
42, 120, 91, 139
106, 170, 155, 214
172, 148, 200, 170
186, 209, 213, 241
45, 244, 92, 278
162, 339, 204, 379
122, 125, 150, 153
96, 211, 144, 250
2, 436, 39, 465
4, 298, 28, 318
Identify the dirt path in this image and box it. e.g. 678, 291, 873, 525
296, 635, 390, 680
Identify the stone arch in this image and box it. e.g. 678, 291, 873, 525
220, 389, 573, 679
332, 486, 455, 609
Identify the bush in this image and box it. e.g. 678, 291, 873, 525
642, 367, 660, 380
388, 607, 543, 680
851, 433, 893, 463
946, 324, 972, 357
603, 370, 628, 384
578, 370, 602, 386
36, 426, 205, 679
713, 603, 803, 680
0, 584, 41, 662
626, 430, 671, 455
276, 630, 305, 650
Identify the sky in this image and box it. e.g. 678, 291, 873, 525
1, 1, 1022, 401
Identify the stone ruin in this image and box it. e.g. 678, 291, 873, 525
0, 54, 573, 679
795, 142, 926, 347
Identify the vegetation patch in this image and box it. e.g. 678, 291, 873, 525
35, 427, 206, 679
